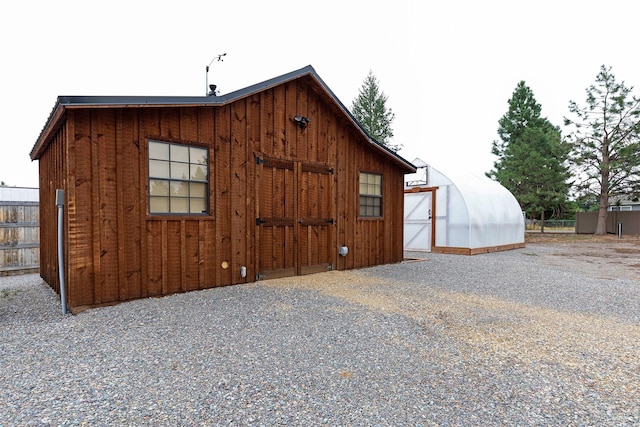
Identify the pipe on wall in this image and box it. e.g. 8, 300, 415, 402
56, 189, 67, 315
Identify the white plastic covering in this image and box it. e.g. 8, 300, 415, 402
0, 187, 39, 202
404, 159, 524, 251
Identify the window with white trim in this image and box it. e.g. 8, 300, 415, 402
359, 172, 383, 217
148, 140, 209, 214
609, 205, 632, 212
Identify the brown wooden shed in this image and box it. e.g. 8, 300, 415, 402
30, 65, 416, 312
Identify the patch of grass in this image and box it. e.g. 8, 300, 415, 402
1, 288, 21, 299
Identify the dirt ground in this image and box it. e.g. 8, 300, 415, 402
524, 232, 640, 281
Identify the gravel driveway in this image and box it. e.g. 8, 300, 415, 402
1, 237, 639, 426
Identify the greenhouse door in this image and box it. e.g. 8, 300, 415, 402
404, 190, 432, 252
256, 156, 335, 280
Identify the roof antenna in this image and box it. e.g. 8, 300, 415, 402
206, 53, 226, 96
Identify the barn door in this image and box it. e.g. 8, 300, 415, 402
404, 191, 433, 252
255, 157, 297, 279
256, 156, 334, 280
297, 162, 334, 275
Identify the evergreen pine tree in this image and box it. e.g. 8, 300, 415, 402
351, 71, 400, 152
489, 81, 571, 230
564, 65, 640, 234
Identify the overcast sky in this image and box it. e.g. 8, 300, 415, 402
2, 0, 639, 188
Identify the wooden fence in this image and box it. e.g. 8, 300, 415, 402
0, 201, 39, 276
575, 211, 640, 235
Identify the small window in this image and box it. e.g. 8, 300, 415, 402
359, 172, 383, 217
148, 140, 209, 214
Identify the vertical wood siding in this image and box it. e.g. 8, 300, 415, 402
37, 76, 408, 310
39, 126, 66, 293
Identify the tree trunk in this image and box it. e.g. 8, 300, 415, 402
595, 136, 610, 235
595, 195, 608, 235
540, 210, 545, 233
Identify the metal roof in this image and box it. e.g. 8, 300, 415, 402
0, 186, 39, 202
30, 65, 415, 172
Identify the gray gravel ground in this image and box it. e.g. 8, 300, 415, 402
1, 242, 639, 426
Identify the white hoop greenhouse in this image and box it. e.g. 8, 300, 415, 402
404, 159, 524, 254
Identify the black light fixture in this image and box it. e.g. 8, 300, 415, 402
207, 84, 218, 97
293, 115, 311, 129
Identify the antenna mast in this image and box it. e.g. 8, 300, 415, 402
206, 53, 227, 96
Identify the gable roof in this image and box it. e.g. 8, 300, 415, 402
30, 65, 415, 172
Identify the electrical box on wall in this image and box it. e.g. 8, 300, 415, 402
55, 189, 64, 207
339, 246, 348, 257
